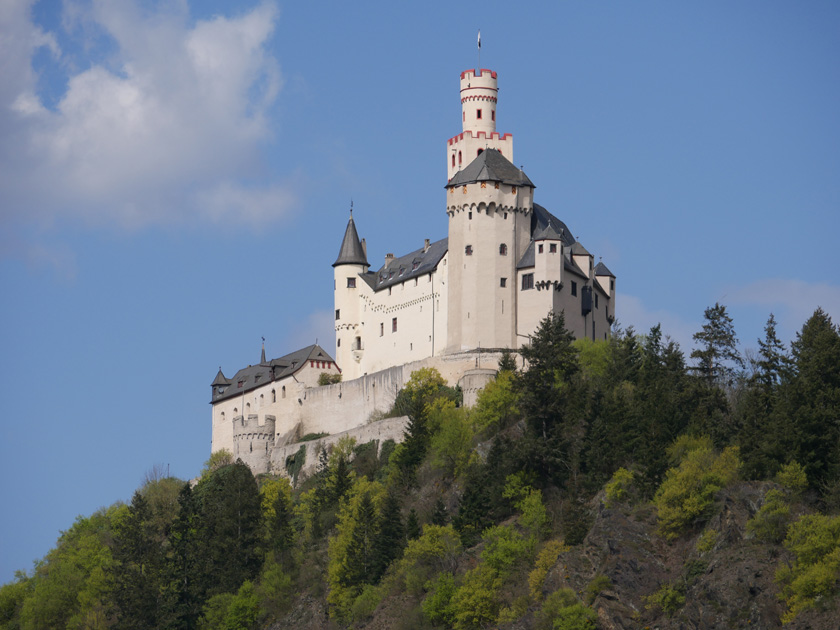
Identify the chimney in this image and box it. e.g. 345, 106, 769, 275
424, 238, 430, 252
385, 253, 394, 268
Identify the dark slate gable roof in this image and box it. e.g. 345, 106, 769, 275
531, 204, 576, 247
516, 241, 535, 270
212, 369, 231, 387
446, 149, 534, 188
594, 261, 615, 277
564, 257, 589, 279
570, 241, 591, 256
211, 344, 335, 404
333, 215, 369, 267
360, 237, 448, 292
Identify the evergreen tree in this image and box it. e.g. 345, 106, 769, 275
160, 484, 203, 630
785, 309, 840, 493
405, 509, 421, 540
110, 492, 162, 630
270, 483, 295, 554
431, 497, 448, 526
498, 348, 517, 373
690, 302, 743, 387
755, 313, 791, 388
193, 460, 263, 597
373, 492, 405, 581
345, 491, 379, 586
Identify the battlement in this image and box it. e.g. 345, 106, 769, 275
448, 131, 513, 146
232, 414, 276, 440
460, 68, 497, 80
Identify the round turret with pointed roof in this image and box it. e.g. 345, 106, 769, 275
333, 212, 369, 268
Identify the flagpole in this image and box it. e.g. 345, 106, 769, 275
477, 29, 481, 69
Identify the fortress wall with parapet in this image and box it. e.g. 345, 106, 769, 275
269, 415, 410, 483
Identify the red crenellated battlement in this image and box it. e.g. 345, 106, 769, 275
447, 131, 513, 145
460, 68, 497, 80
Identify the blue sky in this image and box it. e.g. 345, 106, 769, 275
1, 0, 839, 583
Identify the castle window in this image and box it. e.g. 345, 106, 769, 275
477, 149, 483, 157
246, 402, 251, 413
511, 186, 516, 194
458, 151, 462, 165
492, 110, 495, 121
538, 244, 544, 254
452, 154, 456, 167
221, 411, 225, 421
260, 394, 264, 406
272, 389, 276, 402
571, 281, 577, 297
499, 243, 507, 256
399, 268, 404, 276
337, 338, 340, 347
550, 244, 557, 253
392, 317, 398, 332
595, 294, 599, 309
468, 211, 472, 220
476, 108, 482, 119
611, 279, 615, 291
282, 386, 286, 398
237, 380, 244, 388
335, 309, 340, 320
380, 323, 384, 336
465, 245, 473, 256
481, 181, 486, 188
354, 336, 362, 350
412, 262, 419, 270
521, 274, 534, 290
347, 277, 356, 288
500, 277, 507, 287
310, 361, 314, 367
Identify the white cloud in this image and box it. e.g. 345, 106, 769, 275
614, 292, 699, 353
0, 0, 294, 230
727, 278, 840, 339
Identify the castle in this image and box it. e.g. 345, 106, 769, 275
210, 67, 616, 478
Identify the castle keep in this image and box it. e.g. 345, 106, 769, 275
211, 67, 616, 478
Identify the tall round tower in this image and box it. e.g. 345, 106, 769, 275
333, 211, 369, 380
446, 69, 514, 181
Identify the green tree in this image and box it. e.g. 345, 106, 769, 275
690, 302, 743, 387
405, 509, 420, 540
193, 461, 263, 597
498, 348, 517, 373
110, 492, 163, 629
160, 483, 204, 630
373, 492, 405, 581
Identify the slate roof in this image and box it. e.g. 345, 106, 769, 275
360, 238, 449, 292
333, 215, 369, 267
594, 261, 615, 277
211, 344, 336, 404
570, 241, 591, 256
446, 149, 535, 188
531, 204, 576, 247
564, 257, 589, 278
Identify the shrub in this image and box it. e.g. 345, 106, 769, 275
480, 524, 532, 575
586, 574, 611, 604
449, 565, 502, 630
604, 467, 634, 506
284, 445, 306, 485
299, 432, 329, 442
398, 525, 462, 595
776, 513, 840, 622
529, 539, 568, 601
350, 584, 383, 623
645, 582, 685, 616
776, 461, 808, 497
421, 572, 456, 626
696, 528, 719, 553
746, 489, 790, 543
318, 372, 342, 386
653, 444, 741, 539
553, 603, 597, 630
534, 588, 578, 630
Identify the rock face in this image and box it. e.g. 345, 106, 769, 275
272, 481, 840, 629
555, 482, 839, 630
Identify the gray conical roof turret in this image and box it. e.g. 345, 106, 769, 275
333, 214, 369, 267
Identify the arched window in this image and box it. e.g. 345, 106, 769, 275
499, 243, 507, 256
458, 151, 462, 165
282, 386, 286, 399
451, 154, 456, 167
246, 402, 250, 414
477, 148, 483, 157
271, 389, 276, 403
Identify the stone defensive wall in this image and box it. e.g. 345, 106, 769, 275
269, 415, 410, 483
258, 350, 505, 480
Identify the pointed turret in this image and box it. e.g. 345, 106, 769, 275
333, 213, 369, 268
260, 339, 266, 364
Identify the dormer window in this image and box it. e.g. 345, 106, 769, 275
237, 380, 244, 388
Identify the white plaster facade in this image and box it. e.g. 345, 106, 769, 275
210, 66, 616, 480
